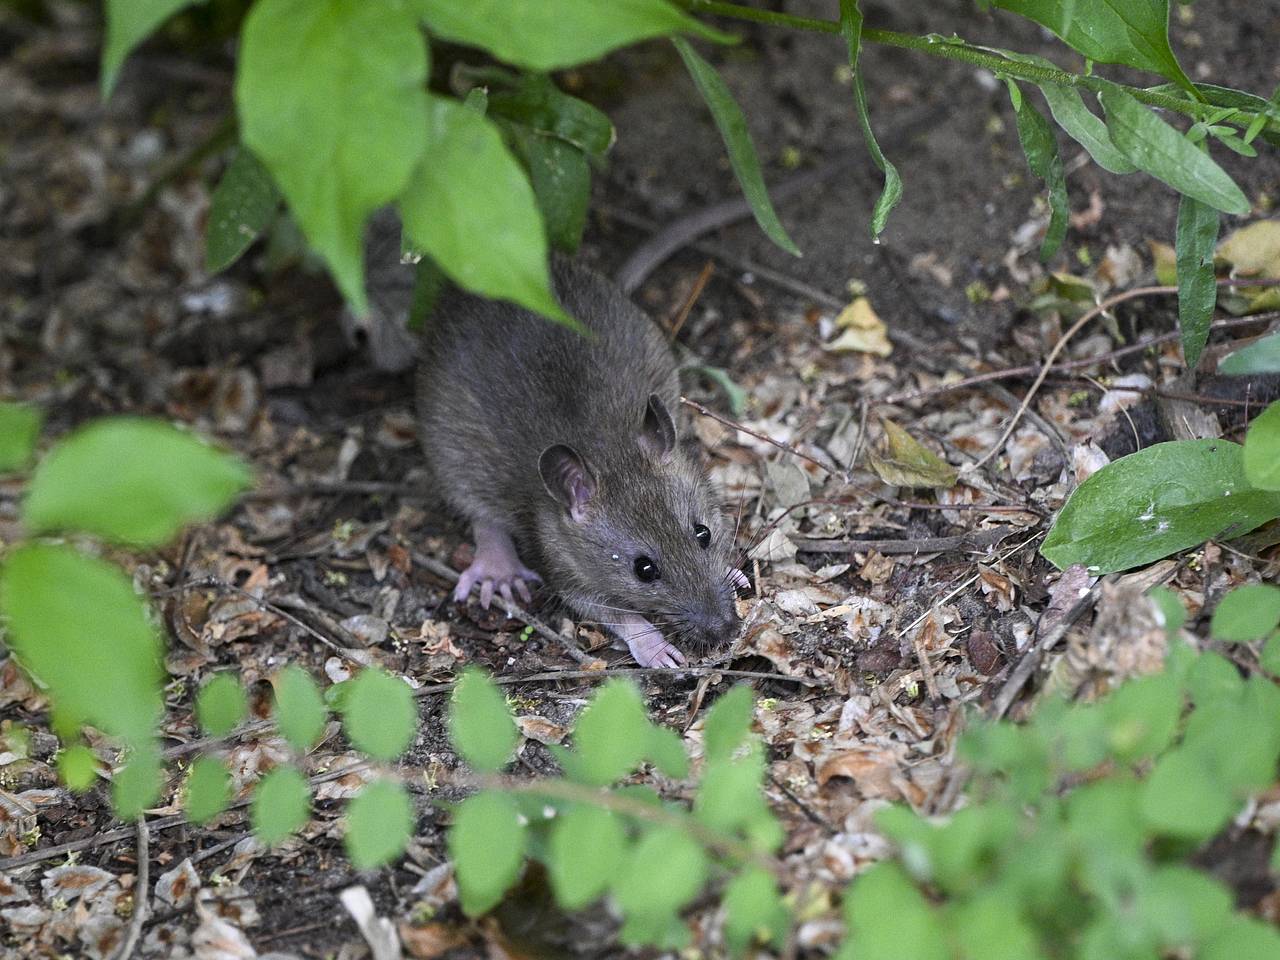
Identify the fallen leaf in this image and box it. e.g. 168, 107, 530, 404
824, 297, 892, 357
868, 420, 957, 489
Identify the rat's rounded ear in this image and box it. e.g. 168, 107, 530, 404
539, 444, 596, 521
639, 394, 676, 458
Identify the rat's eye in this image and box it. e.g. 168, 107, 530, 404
693, 523, 711, 549
633, 556, 661, 582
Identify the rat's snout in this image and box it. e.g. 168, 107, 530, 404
687, 603, 740, 649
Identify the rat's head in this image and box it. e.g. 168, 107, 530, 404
536, 394, 741, 652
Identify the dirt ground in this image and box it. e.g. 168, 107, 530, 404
2, 1, 1280, 958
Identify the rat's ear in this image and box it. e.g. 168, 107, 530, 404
539, 444, 596, 521
639, 394, 676, 458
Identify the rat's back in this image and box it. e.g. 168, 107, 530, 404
416, 259, 679, 531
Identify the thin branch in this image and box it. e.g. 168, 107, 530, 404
680, 395, 845, 480
793, 526, 1017, 555
110, 818, 150, 960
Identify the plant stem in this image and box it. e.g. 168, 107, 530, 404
680, 0, 1276, 132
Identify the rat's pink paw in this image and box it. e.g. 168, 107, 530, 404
618, 615, 686, 668
453, 527, 541, 610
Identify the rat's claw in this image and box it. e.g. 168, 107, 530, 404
727, 567, 751, 591
479, 579, 495, 609
499, 583, 515, 609
515, 579, 533, 604
453, 570, 478, 603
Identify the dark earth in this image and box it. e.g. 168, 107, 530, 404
2, 0, 1280, 957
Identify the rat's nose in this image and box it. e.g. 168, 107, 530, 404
691, 606, 740, 648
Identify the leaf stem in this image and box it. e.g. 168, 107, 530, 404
680, 0, 1276, 134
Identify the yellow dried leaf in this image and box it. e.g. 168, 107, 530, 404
868, 419, 957, 489
1218, 219, 1280, 276
824, 297, 892, 356
1147, 240, 1178, 286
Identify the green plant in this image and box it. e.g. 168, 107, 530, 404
99, 0, 1277, 366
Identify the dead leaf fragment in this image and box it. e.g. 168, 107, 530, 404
868, 420, 958, 489
824, 297, 892, 357
400, 922, 470, 958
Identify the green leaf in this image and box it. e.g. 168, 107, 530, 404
235, 0, 429, 315
1262, 634, 1280, 675
1008, 81, 1069, 260
58, 744, 98, 792
341, 668, 417, 761
1148, 585, 1186, 634
991, 0, 1193, 92
0, 402, 42, 472
398, 95, 571, 326
113, 744, 162, 819
251, 766, 310, 845
837, 862, 949, 960
1141, 747, 1238, 840
702, 685, 755, 764
1210, 583, 1280, 642
571, 680, 651, 785
1147, 865, 1233, 945
1244, 401, 1280, 491
412, 0, 734, 71
646, 725, 689, 780
346, 778, 414, 869
1186, 651, 1243, 704
205, 147, 281, 273
1036, 84, 1137, 175
272, 665, 327, 753
196, 674, 247, 737
185, 755, 232, 825
448, 668, 518, 772
838, 1, 902, 238
449, 791, 527, 915
1041, 440, 1280, 573
952, 892, 1046, 960
23, 417, 250, 547
672, 38, 801, 258
547, 803, 628, 909
485, 73, 615, 158
102, 0, 203, 96
1098, 86, 1250, 215
0, 544, 162, 744
502, 126, 590, 253
695, 753, 764, 834
1220, 333, 1280, 375
723, 867, 788, 955
1102, 673, 1182, 761
1175, 192, 1221, 369
1202, 918, 1280, 960
611, 826, 707, 922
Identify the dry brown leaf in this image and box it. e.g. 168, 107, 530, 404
400, 922, 471, 959
516, 715, 567, 745
824, 297, 892, 357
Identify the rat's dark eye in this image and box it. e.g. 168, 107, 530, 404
634, 556, 660, 582
693, 523, 711, 549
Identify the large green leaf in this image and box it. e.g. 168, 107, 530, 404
341, 667, 417, 761
611, 827, 707, 926
1244, 401, 1280, 490
22, 417, 250, 547
723, 867, 788, 955
412, 0, 733, 71
1175, 191, 1221, 369
251, 766, 311, 845
1098, 87, 1250, 215
272, 665, 328, 753
1220, 333, 1280, 375
102, 0, 203, 96
702, 685, 755, 764
486, 73, 615, 157
205, 147, 281, 273
504, 128, 592, 253
235, 0, 429, 315
448, 668, 518, 772
0, 544, 162, 744
835, 861, 949, 960
1007, 81, 1069, 261
346, 778, 414, 869
0, 402, 42, 472
1210, 583, 1280, 642
398, 95, 570, 326
570, 680, 652, 785
1042, 440, 1280, 573
672, 38, 801, 258
196, 674, 248, 737
547, 803, 628, 909
992, 0, 1193, 92
449, 792, 527, 915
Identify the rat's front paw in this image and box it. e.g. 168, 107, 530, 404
454, 556, 541, 610
618, 615, 686, 668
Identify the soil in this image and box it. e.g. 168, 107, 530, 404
2, 1, 1279, 958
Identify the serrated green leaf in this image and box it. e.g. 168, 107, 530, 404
449, 791, 527, 915
1008, 81, 1069, 260
23, 417, 250, 547
0, 402, 42, 472
991, 0, 1193, 92
1099, 86, 1250, 215
672, 38, 801, 258
196, 673, 247, 737
412, 0, 734, 71
346, 778, 414, 869
272, 665, 327, 753
1141, 747, 1238, 840
1210, 583, 1280, 642
839, 2, 901, 238
646, 725, 689, 780
251, 766, 310, 845
448, 668, 518, 772
571, 680, 651, 785
235, 0, 429, 315
547, 803, 628, 909
723, 867, 788, 955
0, 544, 162, 744
837, 861, 949, 960
702, 685, 755, 764
1041, 440, 1280, 573
185, 755, 231, 825
399, 95, 571, 327
113, 743, 162, 819
102, 0, 203, 96
1175, 192, 1220, 369
502, 125, 591, 253
1244, 401, 1280, 491
1220, 333, 1280, 375
205, 147, 280, 273
611, 827, 707, 920
341, 668, 417, 761
58, 744, 98, 792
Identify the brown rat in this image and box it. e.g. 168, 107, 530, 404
416, 258, 747, 667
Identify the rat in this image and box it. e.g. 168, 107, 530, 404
416, 258, 748, 667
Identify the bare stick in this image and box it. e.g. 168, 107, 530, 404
110, 818, 150, 960
680, 395, 844, 480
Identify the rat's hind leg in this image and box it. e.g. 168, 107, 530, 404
455, 522, 542, 609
